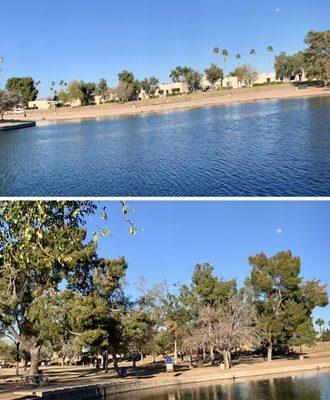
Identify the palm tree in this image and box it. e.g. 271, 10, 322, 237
213, 47, 219, 65
267, 46, 274, 79
315, 318, 325, 342
222, 49, 230, 93
249, 49, 256, 66
236, 54, 241, 70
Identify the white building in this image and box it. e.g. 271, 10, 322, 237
28, 99, 57, 110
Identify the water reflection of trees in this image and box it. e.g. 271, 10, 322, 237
108, 372, 324, 400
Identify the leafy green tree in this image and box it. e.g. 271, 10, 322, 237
0, 339, 16, 364
303, 30, 330, 86
140, 77, 159, 97
274, 52, 304, 81
0, 201, 101, 374
81, 82, 96, 105
116, 71, 140, 101
190, 263, 237, 306
204, 64, 224, 89
96, 78, 108, 102
169, 66, 192, 83
62, 256, 130, 372
67, 81, 96, 105
122, 310, 155, 367
6, 77, 38, 108
58, 89, 71, 104
246, 250, 328, 362
185, 70, 202, 92
67, 80, 84, 103
118, 70, 135, 84
315, 318, 325, 342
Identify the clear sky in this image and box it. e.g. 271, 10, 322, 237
87, 201, 330, 324
0, 0, 329, 97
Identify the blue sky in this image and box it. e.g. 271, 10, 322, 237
0, 0, 329, 97
87, 201, 330, 324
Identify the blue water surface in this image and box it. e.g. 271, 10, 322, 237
0, 96, 329, 196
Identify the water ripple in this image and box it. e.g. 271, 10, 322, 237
0, 96, 329, 196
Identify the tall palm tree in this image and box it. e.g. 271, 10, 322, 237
213, 47, 219, 65
249, 49, 256, 66
236, 54, 241, 61
222, 49, 230, 93
267, 45, 274, 74
315, 318, 325, 342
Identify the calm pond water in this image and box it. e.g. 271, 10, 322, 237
0, 96, 329, 196
108, 370, 330, 400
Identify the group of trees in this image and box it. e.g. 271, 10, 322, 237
0, 77, 40, 118
275, 30, 330, 85
0, 30, 328, 116
56, 72, 159, 104
0, 201, 327, 376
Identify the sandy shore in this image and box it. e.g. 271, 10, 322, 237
6, 85, 330, 127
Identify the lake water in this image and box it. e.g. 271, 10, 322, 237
0, 96, 329, 196
108, 370, 330, 400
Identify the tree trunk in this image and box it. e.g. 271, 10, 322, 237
202, 346, 206, 361
174, 337, 178, 364
210, 345, 214, 361
140, 352, 143, 366
228, 351, 232, 367
133, 358, 136, 368
267, 342, 273, 362
15, 342, 20, 377
188, 354, 193, 369
223, 350, 230, 370
112, 354, 120, 375
103, 351, 109, 372
29, 346, 41, 375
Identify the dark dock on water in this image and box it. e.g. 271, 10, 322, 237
0, 120, 36, 132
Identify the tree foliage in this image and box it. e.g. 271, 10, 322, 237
204, 64, 223, 88
6, 77, 38, 108
303, 30, 330, 85
140, 77, 159, 97
246, 250, 328, 361
231, 65, 258, 86
274, 52, 304, 81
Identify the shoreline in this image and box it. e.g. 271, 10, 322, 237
13, 358, 330, 399
7, 86, 330, 127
